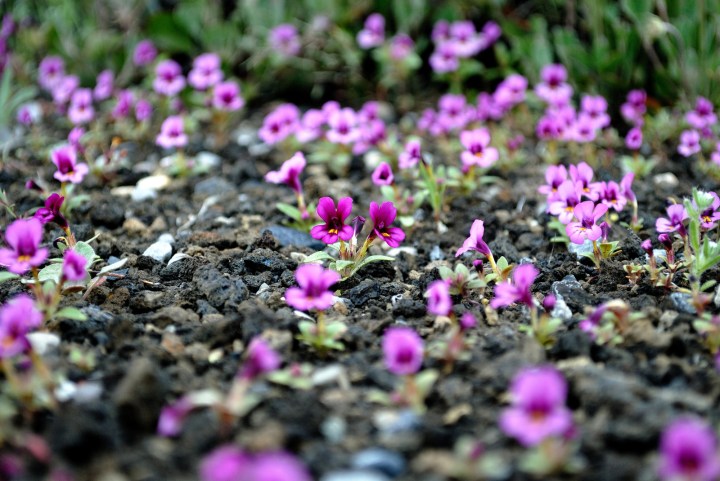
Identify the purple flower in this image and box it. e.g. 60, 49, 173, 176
696, 192, 720, 229
67, 88, 94, 125
597, 181, 626, 212
93, 69, 114, 101
34, 193, 68, 229
569, 114, 597, 143
460, 312, 477, 331
448, 20, 483, 57
389, 34, 415, 60
536, 114, 566, 140
566, 201, 609, 244
296, 109, 326, 143
429, 42, 459, 74
258, 104, 300, 145
50, 145, 88, 184
491, 264, 538, 309
16, 102, 41, 126
460, 128, 499, 169
133, 40, 157, 66
326, 108, 359, 145
357, 13, 385, 49
156, 115, 187, 149
368, 201, 405, 248
153, 60, 186, 96
535, 64, 573, 106
285, 264, 340, 312
426, 279, 452, 317
659, 417, 720, 481
51, 75, 79, 106
135, 99, 152, 122
569, 162, 598, 199
112, 90, 134, 119
382, 326, 424, 376
212, 81, 244, 111
265, 152, 306, 195
188, 53, 223, 91
656, 204, 689, 237
157, 397, 194, 437
499, 366, 573, 446
455, 219, 491, 257
239, 338, 281, 380
625, 127, 643, 150
68, 126, 85, 152
0, 294, 43, 358
371, 162, 394, 186
678, 130, 701, 157
686, 97, 717, 130
38, 56, 65, 91
538, 165, 568, 197
249, 452, 311, 481
620, 172, 636, 203
61, 249, 87, 282
432, 20, 451, 43
493, 74, 527, 111
547, 180, 583, 224
621, 89, 647, 125
579, 304, 606, 338
481, 20, 502, 45
199, 446, 251, 481
580, 94, 610, 129
269, 24, 301, 57
310, 197, 354, 244
398, 139, 422, 169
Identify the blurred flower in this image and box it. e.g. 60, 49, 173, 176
93, 69, 114, 101
460, 128, 498, 169
426, 279, 452, 317
659, 417, 720, 481
156, 115, 187, 149
68, 88, 94, 125
34, 193, 68, 230
371, 161, 394, 186
0, 294, 43, 358
491, 264, 538, 309
135, 99, 153, 122
199, 445, 250, 481
61, 249, 87, 282
258, 104, 300, 145
678, 129, 701, 157
153, 60, 186, 96
0, 218, 48, 275
326, 108, 358, 145
429, 41, 459, 73
133, 39, 157, 66
249, 452, 311, 481
157, 396, 194, 437
382, 326, 424, 376
535, 64, 573, 106
38, 56, 65, 91
310, 197, 354, 244
357, 13, 385, 49
16, 102, 41, 126
269, 24, 301, 56
621, 89, 647, 125
51, 75, 79, 106
238, 338, 281, 380
285, 264, 340, 311
212, 81, 244, 111
188, 53, 223, 91
460, 312, 477, 331
51, 145, 88, 184
686, 97, 717, 130
625, 127, 643, 150
389, 33, 414, 60
456, 219, 491, 257
264, 151, 306, 194
398, 139, 422, 169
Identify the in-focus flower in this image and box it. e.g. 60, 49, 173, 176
61, 249, 87, 282
565, 201, 609, 244
625, 127, 643, 150
188, 53, 223, 91
310, 197, 354, 244
696, 192, 720, 229
368, 201, 405, 248
460, 128, 499, 169
249, 452, 311, 481
569, 162, 599, 199
285, 264, 340, 312
269, 24, 301, 57
238, 338, 281, 380
93, 69, 114, 101
382, 326, 424, 376
686, 97, 717, 130
212, 81, 244, 111
133, 39, 157, 66
491, 264, 538, 309
371, 162, 394, 186
678, 130, 701, 157
499, 366, 573, 446
547, 180, 583, 224
398, 139, 422, 169
153, 59, 186, 96
656, 204, 689, 237
38, 56, 65, 91
357, 13, 385, 49
659, 417, 720, 481
0, 294, 43, 358
426, 279, 452, 317
455, 219, 491, 257
51, 145, 88, 184
264, 152, 306, 195
34, 193, 68, 229
67, 88, 95, 125
199, 445, 251, 481
156, 115, 187, 149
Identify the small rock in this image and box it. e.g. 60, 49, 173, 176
26, 332, 61, 355
567, 239, 594, 259
352, 448, 406, 477
131, 186, 157, 202
653, 172, 679, 189
194, 176, 236, 197
143, 241, 173, 263
157, 233, 175, 245
136, 174, 171, 191
321, 471, 389, 481
91, 202, 125, 229
263, 225, 325, 249
193, 265, 249, 312
429, 245, 444, 261
321, 416, 346, 443
312, 365, 346, 387
346, 280, 380, 307
551, 275, 593, 314
373, 409, 421, 434
387, 247, 417, 257
149, 306, 200, 328
196, 152, 222, 169
123, 217, 148, 233
167, 253, 190, 266
669, 292, 696, 314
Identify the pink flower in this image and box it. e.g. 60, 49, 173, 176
0, 294, 43, 358
51, 75, 79, 106
493, 74, 527, 111
135, 99, 152, 122
153, 60, 186, 96
112, 90, 134, 119
258, 104, 300, 145
326, 108, 358, 145
249, 452, 311, 481
426, 279, 452, 317
536, 114, 566, 140
296, 109, 326, 143
491, 264, 538, 309
0, 218, 48, 275
188, 53, 223, 91
548, 180, 583, 224
133, 39, 157, 66
569, 162, 599, 199
538, 165, 568, 198
398, 139, 422, 169
448, 20, 484, 57
61, 249, 87, 282
625, 127, 643, 150
285, 264, 340, 312
368, 201, 405, 248
51, 145, 88, 184
656, 204, 689, 236
156, 115, 187, 149
310, 197, 354, 244
264, 152, 306, 194
389, 34, 414, 60
199, 446, 251, 481
238, 338, 281, 380
67, 88, 94, 125
597, 181, 626, 212
382, 326, 424, 376
38, 56, 65, 91
686, 97, 717, 130
499, 366, 573, 446
621, 89, 647, 125
535, 64, 573, 106
93, 69, 114, 101
678, 130, 701, 157
460, 128, 499, 169
269, 24, 301, 56
460, 312, 477, 331
34, 193, 68, 229
659, 417, 720, 481
16, 102, 41, 126
357, 13, 385, 49
580, 94, 610, 129
157, 397, 193, 437
212, 81, 244, 111
371, 162, 394, 186
429, 42, 459, 74
565, 201, 609, 244
455, 219, 491, 257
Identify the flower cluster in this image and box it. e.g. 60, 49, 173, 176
678, 96, 718, 160
429, 19, 500, 74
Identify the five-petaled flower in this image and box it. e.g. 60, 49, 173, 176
285, 264, 340, 312
382, 326, 424, 376
565, 201, 608, 245
0, 218, 48, 274
310, 197, 354, 244
459, 128, 499, 170
368, 201, 405, 248
491, 263, 538, 309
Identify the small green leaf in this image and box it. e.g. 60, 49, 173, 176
352, 255, 394, 274
55, 307, 87, 321
38, 264, 62, 284
276, 202, 302, 221
334, 260, 355, 271
0, 271, 19, 283
73, 241, 97, 265
302, 251, 335, 264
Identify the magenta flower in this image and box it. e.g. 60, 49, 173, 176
371, 162, 394, 186
625, 127, 643, 150
547, 180, 583, 224
93, 69, 114, 101
153, 59, 186, 96
448, 20, 483, 57
499, 366, 573, 447
569, 162, 599, 199
157, 397, 193, 437
133, 39, 157, 66
258, 104, 300, 145
269, 24, 301, 57
265, 152, 306, 195
296, 109, 326, 143
426, 279, 452, 317
61, 249, 87, 282
68, 126, 85, 152
659, 417, 720, 481
17, 102, 41, 126
398, 139, 422, 169
135, 99, 152, 122
310, 197, 354, 244
38, 56, 65, 91
368, 201, 405, 248
493, 74, 527, 110
535, 64, 573, 106
455, 219, 491, 257
565, 201, 609, 244
389, 33, 414, 60
239, 337, 281, 380
597, 181, 626, 212
67, 88, 94, 125
188, 53, 223, 91
686, 97, 717, 130
580, 94, 610, 129
656, 204, 689, 237
212, 81, 244, 111
460, 312, 477, 331
326, 108, 358, 145
0, 294, 43, 359
621, 89, 647, 125
357, 13, 385, 49
578, 304, 606, 338
538, 165, 568, 198
460, 128, 499, 169
429, 42, 459, 74
536, 114, 566, 141
285, 264, 340, 312
156, 115, 187, 149
569, 115, 597, 143
620, 172, 636, 203
112, 90, 134, 119
199, 446, 251, 481
382, 326, 424, 376
51, 74, 79, 106
491, 264, 538, 309
678, 130, 701, 157
51, 145, 88, 184
249, 452, 311, 481
34, 193, 68, 229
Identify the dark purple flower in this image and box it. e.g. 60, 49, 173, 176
491, 264, 538, 309
0, 294, 43, 358
659, 417, 720, 481
368, 201, 405, 248
61, 249, 87, 282
426, 279, 452, 317
656, 204, 689, 237
285, 264, 340, 312
35, 193, 68, 229
383, 326, 424, 376
500, 366, 573, 446
133, 40, 157, 66
0, 218, 48, 274
239, 338, 281, 380
456, 219, 491, 257
310, 197, 354, 244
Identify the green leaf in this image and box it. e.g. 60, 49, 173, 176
415, 369, 439, 398
0, 271, 19, 283
334, 260, 355, 271
302, 251, 335, 264
38, 264, 62, 284
701, 279, 717, 292
438, 266, 453, 279
352, 255, 394, 275
73, 241, 97, 266
55, 307, 87, 321
276, 202, 302, 221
